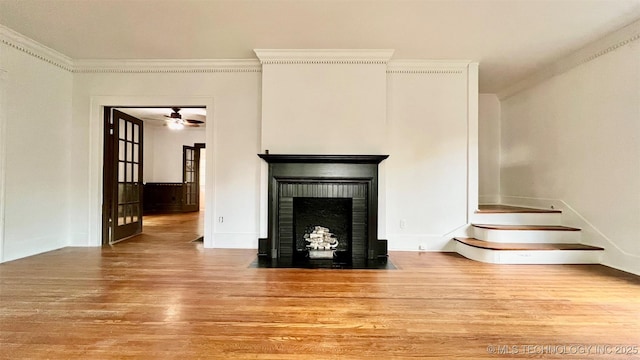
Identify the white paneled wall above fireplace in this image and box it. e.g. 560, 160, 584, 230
256, 49, 393, 155
255, 50, 478, 251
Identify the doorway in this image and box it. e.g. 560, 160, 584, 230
102, 106, 207, 245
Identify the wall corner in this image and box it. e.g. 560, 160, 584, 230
467, 63, 479, 221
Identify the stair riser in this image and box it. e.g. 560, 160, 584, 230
456, 242, 602, 264
471, 212, 562, 226
473, 227, 581, 244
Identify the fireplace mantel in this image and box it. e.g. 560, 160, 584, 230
258, 154, 389, 164
258, 154, 389, 267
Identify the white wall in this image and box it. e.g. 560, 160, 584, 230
386, 69, 470, 251
143, 126, 205, 183
501, 39, 640, 274
261, 63, 388, 154
1, 28, 478, 261
70, 71, 261, 249
478, 94, 501, 203
71, 60, 476, 253
0, 44, 72, 262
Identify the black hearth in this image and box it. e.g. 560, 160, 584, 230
257, 154, 389, 268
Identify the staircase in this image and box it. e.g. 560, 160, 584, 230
454, 205, 604, 264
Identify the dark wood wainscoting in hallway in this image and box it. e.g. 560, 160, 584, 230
1, 213, 639, 359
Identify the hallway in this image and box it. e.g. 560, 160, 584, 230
114, 211, 205, 248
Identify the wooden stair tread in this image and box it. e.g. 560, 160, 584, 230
473, 224, 580, 231
454, 237, 603, 251
476, 205, 561, 214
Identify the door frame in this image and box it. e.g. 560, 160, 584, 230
88, 96, 215, 248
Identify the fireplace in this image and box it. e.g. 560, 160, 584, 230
294, 197, 352, 259
258, 154, 388, 268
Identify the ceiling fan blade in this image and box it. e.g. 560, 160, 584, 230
143, 117, 168, 122
185, 118, 204, 124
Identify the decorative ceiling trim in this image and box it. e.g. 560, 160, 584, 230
0, 24, 74, 72
1, 24, 261, 73
498, 18, 640, 99
387, 60, 472, 74
2, 25, 474, 76
254, 49, 395, 65
72, 59, 262, 73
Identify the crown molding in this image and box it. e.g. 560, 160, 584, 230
0, 24, 261, 73
498, 19, 640, 100
0, 23, 476, 77
254, 49, 395, 65
72, 59, 262, 73
387, 60, 473, 74
0, 26, 466, 75
0, 23, 74, 72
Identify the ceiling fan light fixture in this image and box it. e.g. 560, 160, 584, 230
167, 119, 185, 130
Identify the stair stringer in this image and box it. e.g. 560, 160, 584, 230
501, 196, 640, 275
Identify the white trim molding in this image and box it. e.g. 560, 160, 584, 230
478, 194, 501, 205
501, 195, 640, 275
498, 18, 640, 99
0, 68, 6, 262
387, 60, 471, 74
73, 59, 262, 73
1, 23, 262, 74
254, 49, 395, 65
0, 23, 74, 72
211, 232, 259, 249
388, 234, 457, 252
466, 63, 479, 223
1, 25, 477, 77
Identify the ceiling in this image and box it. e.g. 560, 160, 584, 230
117, 107, 206, 128
1, 0, 639, 93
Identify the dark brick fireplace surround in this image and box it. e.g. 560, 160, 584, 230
258, 154, 389, 268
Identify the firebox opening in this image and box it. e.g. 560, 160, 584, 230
293, 197, 352, 263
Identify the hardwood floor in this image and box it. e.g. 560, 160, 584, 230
1, 212, 639, 359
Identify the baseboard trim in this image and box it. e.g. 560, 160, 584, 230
479, 194, 501, 205
210, 233, 259, 249
1, 237, 66, 263
69, 232, 90, 247
387, 234, 457, 252
601, 249, 640, 276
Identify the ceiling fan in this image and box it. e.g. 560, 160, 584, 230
164, 107, 204, 129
